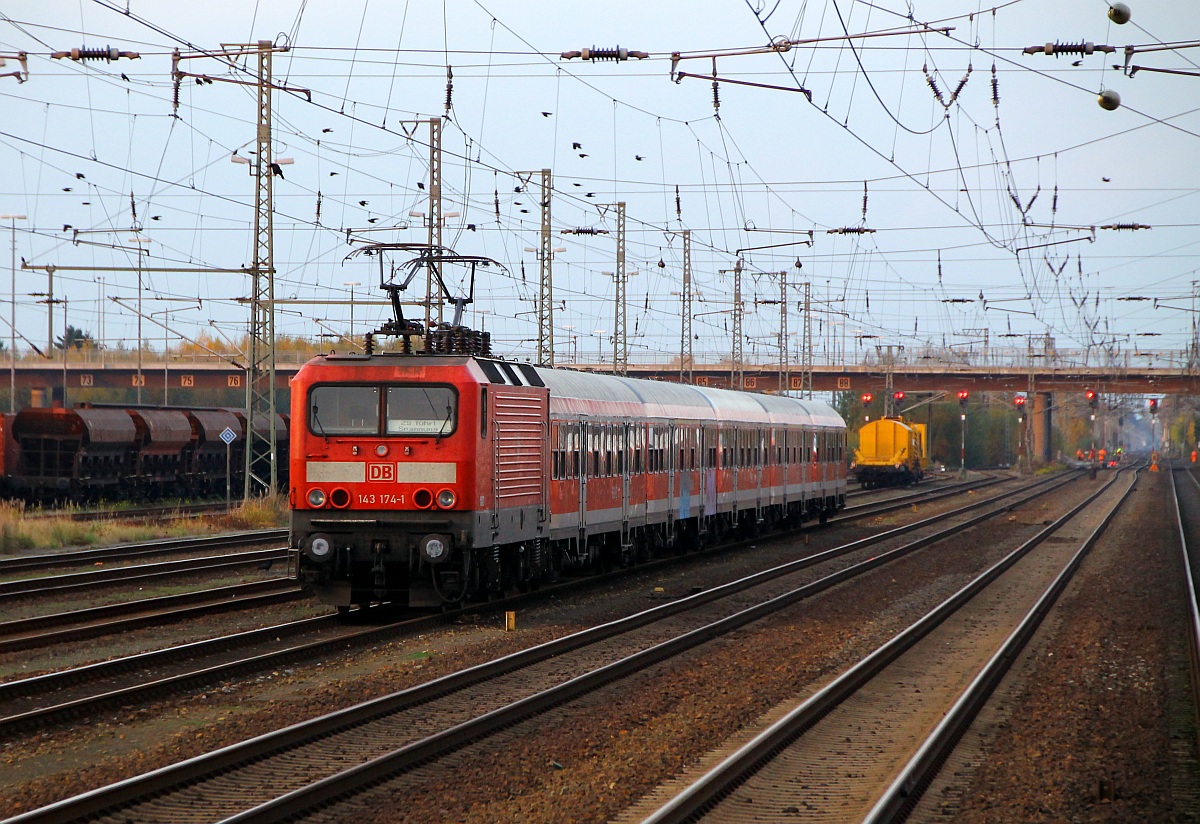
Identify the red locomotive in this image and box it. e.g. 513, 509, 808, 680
290, 346, 847, 609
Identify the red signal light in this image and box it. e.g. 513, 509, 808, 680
957, 390, 970, 400
893, 391, 905, 401
1149, 398, 1158, 414
861, 393, 873, 404
1014, 395, 1026, 407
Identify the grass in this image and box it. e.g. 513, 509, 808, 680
0, 495, 288, 555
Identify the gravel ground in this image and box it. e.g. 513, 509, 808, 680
0, 474, 1020, 817
8, 471, 1195, 823
921, 469, 1200, 823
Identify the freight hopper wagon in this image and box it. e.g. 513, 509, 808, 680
290, 351, 848, 610
853, 416, 927, 488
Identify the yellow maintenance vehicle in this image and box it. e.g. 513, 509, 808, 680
853, 416, 927, 488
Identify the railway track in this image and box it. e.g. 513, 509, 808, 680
0, 579, 305, 653
0, 528, 288, 575
1171, 464, 1200, 753
1, 471, 1087, 822
640, 466, 1139, 823
21, 500, 245, 523
0, 472, 1038, 742
0, 547, 290, 602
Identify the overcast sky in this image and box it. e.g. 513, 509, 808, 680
1, 0, 1197, 372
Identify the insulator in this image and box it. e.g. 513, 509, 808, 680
1052, 185, 1058, 215
826, 227, 876, 235
564, 226, 607, 236
1101, 222, 1151, 231
444, 65, 453, 114
711, 80, 720, 113
991, 64, 1000, 107
172, 73, 181, 114
924, 67, 945, 106
861, 181, 868, 221
1024, 41, 1114, 58
494, 189, 500, 221
573, 46, 643, 61
948, 66, 972, 106
675, 185, 681, 220
52, 46, 140, 62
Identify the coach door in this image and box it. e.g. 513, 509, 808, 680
700, 425, 713, 528
665, 423, 677, 542
578, 420, 589, 543
620, 422, 631, 549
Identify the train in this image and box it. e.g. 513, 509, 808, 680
290, 340, 848, 610
852, 415, 927, 488
0, 405, 289, 500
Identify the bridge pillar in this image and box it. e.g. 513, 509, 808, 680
1032, 392, 1054, 465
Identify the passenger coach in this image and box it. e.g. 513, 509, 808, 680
291, 353, 847, 609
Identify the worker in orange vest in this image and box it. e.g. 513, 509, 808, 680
1192, 450, 1197, 463
1098, 448, 1107, 464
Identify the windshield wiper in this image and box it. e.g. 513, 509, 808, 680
436, 404, 453, 441
312, 405, 329, 442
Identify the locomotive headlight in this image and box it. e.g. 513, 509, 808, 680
307, 488, 327, 508
304, 533, 334, 563
420, 533, 452, 564
436, 488, 456, 509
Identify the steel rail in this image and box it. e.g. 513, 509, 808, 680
23, 501, 237, 523
837, 474, 1001, 520
0, 529, 287, 574
642, 468, 1131, 824
0, 548, 287, 600
0, 580, 303, 653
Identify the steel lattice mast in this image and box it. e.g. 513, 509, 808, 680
426, 118, 443, 331
534, 169, 554, 366
612, 202, 627, 375
246, 40, 279, 497
732, 257, 743, 391
680, 229, 692, 384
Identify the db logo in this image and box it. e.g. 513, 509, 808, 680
367, 463, 395, 482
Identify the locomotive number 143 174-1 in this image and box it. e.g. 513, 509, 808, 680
357, 493, 405, 506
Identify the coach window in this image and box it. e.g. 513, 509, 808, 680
385, 386, 456, 436
605, 424, 613, 477
310, 385, 379, 436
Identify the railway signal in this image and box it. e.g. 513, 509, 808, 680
1013, 394, 1026, 410
861, 392, 873, 404
1148, 398, 1158, 414
893, 390, 904, 401
957, 389, 969, 409
1085, 388, 1098, 409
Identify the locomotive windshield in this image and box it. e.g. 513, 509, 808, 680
309, 385, 379, 435
385, 386, 456, 436
308, 384, 456, 437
